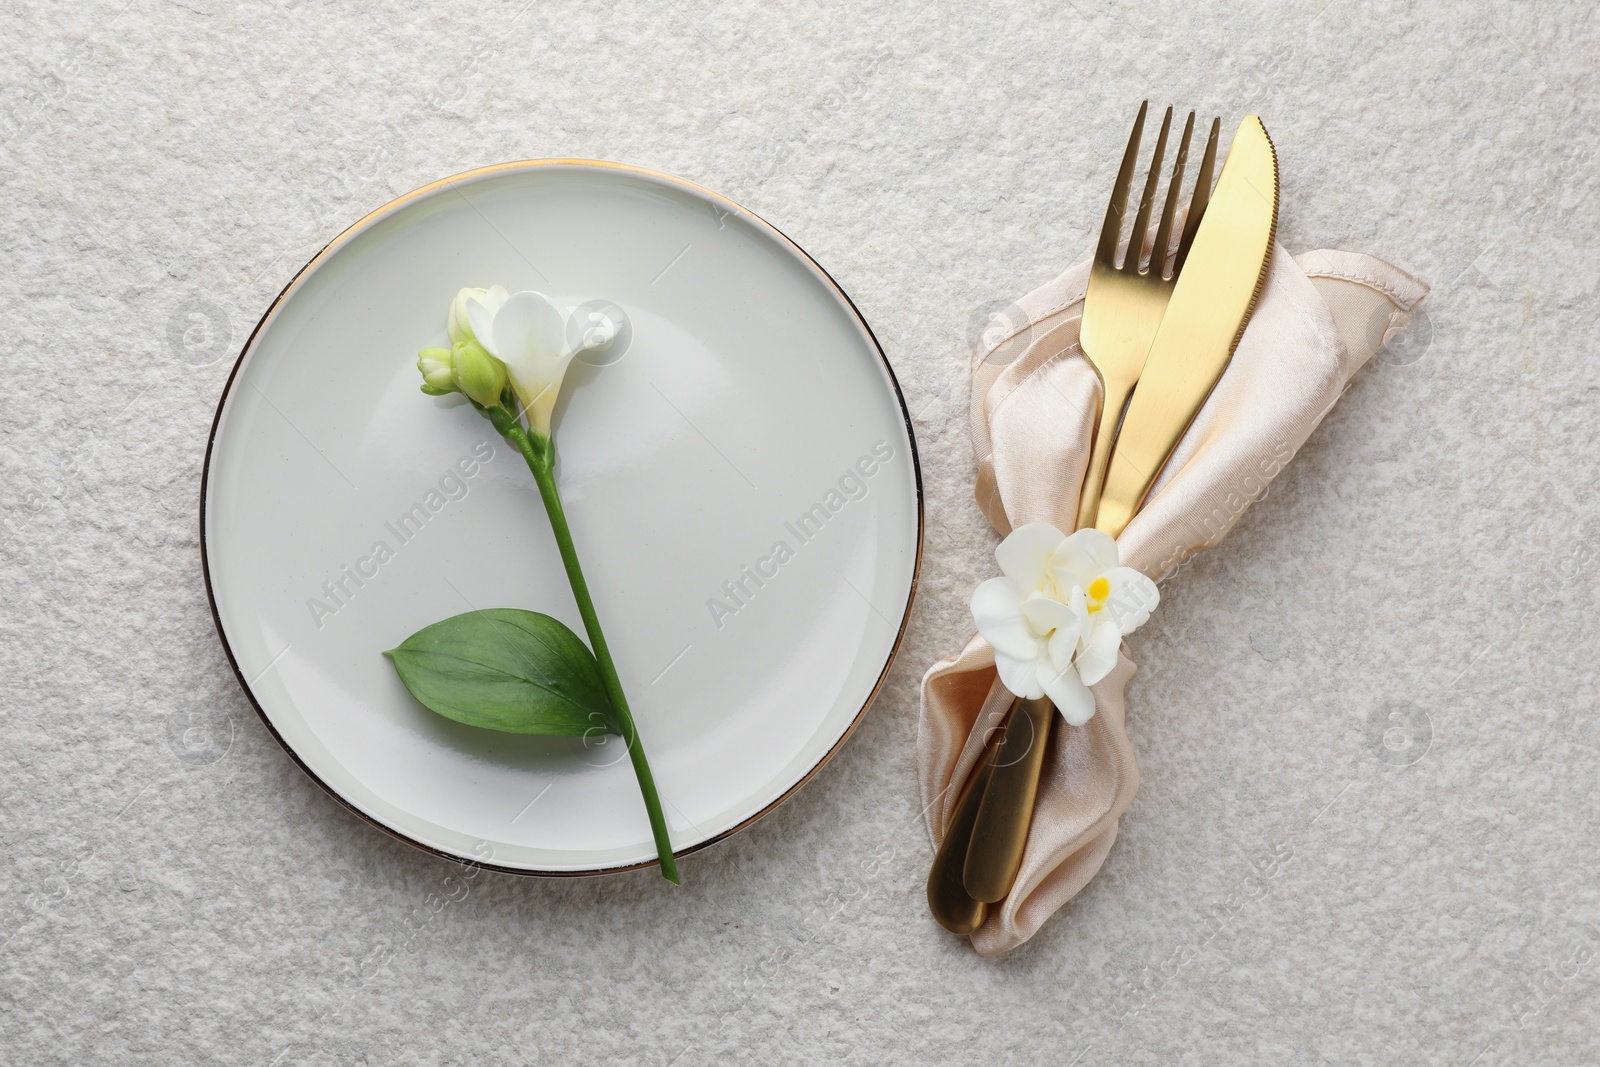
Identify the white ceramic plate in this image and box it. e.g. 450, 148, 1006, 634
202, 161, 921, 875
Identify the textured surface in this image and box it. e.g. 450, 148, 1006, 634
2, 1, 1597, 1064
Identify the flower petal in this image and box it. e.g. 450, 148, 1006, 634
1038, 661, 1096, 725
995, 650, 1044, 700
1075, 618, 1122, 686
465, 285, 511, 357
491, 291, 564, 372
1018, 592, 1078, 636
1020, 594, 1082, 677
1047, 626, 1077, 674
1103, 566, 1160, 633
1055, 527, 1120, 583
1067, 584, 1092, 642
972, 578, 1038, 661
489, 291, 571, 431
995, 522, 1067, 594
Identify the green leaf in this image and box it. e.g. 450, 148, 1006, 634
384, 609, 619, 736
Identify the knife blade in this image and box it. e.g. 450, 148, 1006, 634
1092, 116, 1279, 537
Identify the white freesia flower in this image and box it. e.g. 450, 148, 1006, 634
462, 287, 611, 437
969, 522, 1159, 725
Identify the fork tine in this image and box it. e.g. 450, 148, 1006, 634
1096, 100, 1147, 267
1126, 106, 1172, 272
1152, 111, 1195, 281
1174, 116, 1220, 274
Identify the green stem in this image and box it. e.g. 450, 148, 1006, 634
491, 409, 679, 884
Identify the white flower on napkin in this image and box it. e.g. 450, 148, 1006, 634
970, 522, 1160, 725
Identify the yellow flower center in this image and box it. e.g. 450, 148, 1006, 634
1086, 576, 1111, 613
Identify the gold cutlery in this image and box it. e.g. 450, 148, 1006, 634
1093, 116, 1279, 537
929, 104, 1225, 930
961, 695, 1054, 902
1072, 103, 1219, 532
955, 106, 1222, 910
926, 722, 1004, 934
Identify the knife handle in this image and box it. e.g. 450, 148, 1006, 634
926, 720, 1006, 934
962, 695, 1055, 903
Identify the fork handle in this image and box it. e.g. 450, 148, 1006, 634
1074, 378, 1134, 532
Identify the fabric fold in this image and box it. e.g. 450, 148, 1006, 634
921, 245, 1426, 955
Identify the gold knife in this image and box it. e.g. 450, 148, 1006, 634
1092, 116, 1280, 537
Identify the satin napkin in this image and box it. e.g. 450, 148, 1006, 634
920, 246, 1428, 955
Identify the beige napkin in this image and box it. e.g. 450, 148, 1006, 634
920, 246, 1428, 955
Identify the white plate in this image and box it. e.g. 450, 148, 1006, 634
201, 161, 922, 875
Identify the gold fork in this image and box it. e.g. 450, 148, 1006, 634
1072, 102, 1219, 531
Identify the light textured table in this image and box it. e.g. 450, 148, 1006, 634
3, 1, 1597, 1063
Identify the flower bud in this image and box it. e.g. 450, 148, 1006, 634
452, 339, 508, 407
417, 346, 456, 396
448, 287, 489, 347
